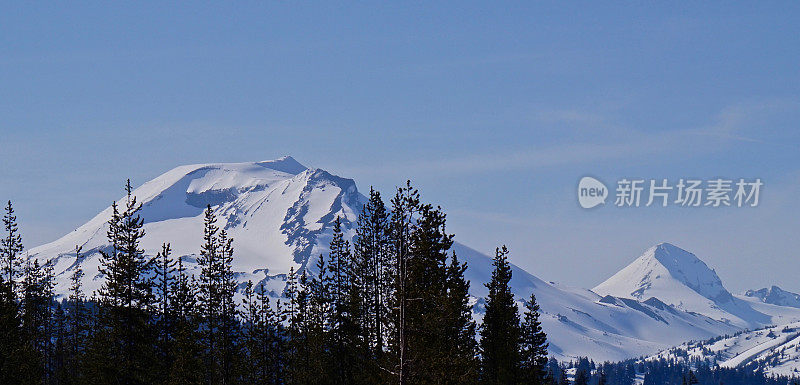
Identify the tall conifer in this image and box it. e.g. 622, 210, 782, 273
66, 246, 87, 384
1, 201, 24, 295
520, 293, 549, 385
197, 205, 240, 384
352, 188, 391, 361
93, 179, 157, 384
480, 245, 520, 385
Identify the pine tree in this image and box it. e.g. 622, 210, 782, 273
386, 181, 477, 384
154, 243, 175, 323
198, 205, 221, 384
0, 200, 31, 383
260, 286, 285, 385
170, 255, 195, 322
66, 246, 87, 385
344, 252, 371, 385
21, 257, 53, 383
410, 202, 453, 382
153, 243, 176, 378
218, 230, 240, 383
519, 293, 549, 385
167, 255, 204, 385
0, 264, 25, 383
351, 187, 391, 378
327, 216, 360, 384
244, 282, 261, 384
480, 245, 520, 385
242, 281, 284, 385
42, 261, 56, 384
92, 179, 157, 384
285, 267, 298, 331
53, 304, 66, 385
1, 201, 24, 296
290, 269, 322, 385
284, 267, 299, 385
96, 180, 155, 309
98, 200, 122, 307
328, 218, 350, 320
197, 205, 240, 384
388, 181, 420, 385
242, 281, 260, 384
308, 253, 332, 382
440, 253, 479, 384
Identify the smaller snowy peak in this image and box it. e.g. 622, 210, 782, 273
593, 243, 800, 328
745, 286, 800, 308
594, 242, 731, 304
647, 243, 731, 302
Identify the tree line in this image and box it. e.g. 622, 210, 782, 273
0, 180, 550, 385
538, 356, 797, 385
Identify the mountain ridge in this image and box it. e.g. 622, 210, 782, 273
26, 157, 799, 362
745, 286, 800, 308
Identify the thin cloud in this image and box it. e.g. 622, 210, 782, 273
344, 100, 798, 178
691, 98, 800, 146
342, 128, 699, 178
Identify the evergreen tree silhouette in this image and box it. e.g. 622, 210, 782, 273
480, 245, 520, 384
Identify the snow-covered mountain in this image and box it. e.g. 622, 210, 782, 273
31, 157, 368, 300
26, 157, 796, 362
745, 286, 800, 309
648, 322, 800, 377
459, 243, 739, 361
593, 243, 800, 329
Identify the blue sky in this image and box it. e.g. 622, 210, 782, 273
2, 2, 799, 292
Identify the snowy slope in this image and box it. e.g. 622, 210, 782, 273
26, 158, 775, 362
593, 243, 800, 328
30, 156, 362, 298
648, 322, 800, 377
457, 244, 738, 361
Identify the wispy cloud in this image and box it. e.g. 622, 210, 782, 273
342, 99, 799, 179
691, 99, 800, 146
344, 136, 670, 178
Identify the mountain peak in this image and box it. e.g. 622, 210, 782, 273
593, 243, 734, 314
256, 156, 307, 175
645, 243, 724, 294
594, 244, 794, 328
